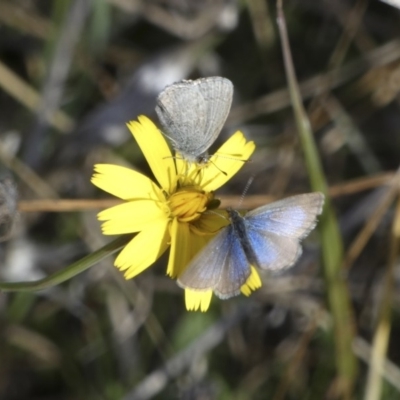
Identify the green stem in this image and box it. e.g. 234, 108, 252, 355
0, 235, 130, 292
364, 198, 399, 400
276, 1, 357, 397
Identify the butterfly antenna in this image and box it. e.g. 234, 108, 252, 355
214, 153, 251, 164
207, 153, 253, 176
209, 159, 227, 176
238, 174, 255, 207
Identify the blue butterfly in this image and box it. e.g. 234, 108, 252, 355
178, 193, 324, 299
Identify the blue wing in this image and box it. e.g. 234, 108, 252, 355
244, 228, 303, 270
244, 193, 324, 271
177, 226, 251, 299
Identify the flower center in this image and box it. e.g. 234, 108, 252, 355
169, 186, 214, 222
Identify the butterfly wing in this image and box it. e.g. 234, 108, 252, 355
197, 77, 233, 156
155, 77, 233, 161
244, 193, 324, 271
177, 226, 251, 299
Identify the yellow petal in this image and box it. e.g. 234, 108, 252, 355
188, 231, 209, 262
98, 201, 167, 234
240, 266, 262, 296
175, 152, 188, 180
127, 116, 177, 193
115, 219, 170, 279
200, 131, 255, 191
190, 210, 229, 236
167, 219, 191, 277
185, 289, 213, 312
92, 164, 164, 201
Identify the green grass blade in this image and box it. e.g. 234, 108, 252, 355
276, 1, 357, 397
364, 197, 400, 400
0, 235, 130, 292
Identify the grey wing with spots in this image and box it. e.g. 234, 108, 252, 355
155, 77, 233, 161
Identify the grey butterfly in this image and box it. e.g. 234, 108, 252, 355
155, 76, 233, 163
178, 193, 325, 299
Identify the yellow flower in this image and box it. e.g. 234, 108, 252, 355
91, 115, 259, 311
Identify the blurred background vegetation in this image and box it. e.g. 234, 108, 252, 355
0, 0, 400, 399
